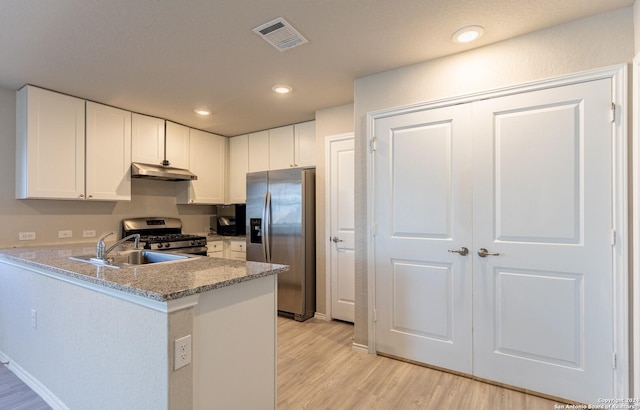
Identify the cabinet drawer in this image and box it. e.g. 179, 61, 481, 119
208, 251, 224, 258
208, 241, 223, 252
228, 252, 246, 261
229, 241, 245, 252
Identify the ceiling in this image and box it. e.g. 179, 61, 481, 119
0, 0, 633, 137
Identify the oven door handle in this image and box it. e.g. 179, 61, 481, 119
263, 191, 272, 263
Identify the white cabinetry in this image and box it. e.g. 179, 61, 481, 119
248, 130, 269, 172
16, 86, 85, 199
85, 102, 132, 201
268, 125, 295, 170
165, 121, 190, 169
131, 113, 164, 165
207, 238, 246, 260
228, 134, 248, 203
227, 239, 246, 260
294, 121, 316, 167
16, 86, 131, 201
207, 240, 224, 258
177, 129, 226, 205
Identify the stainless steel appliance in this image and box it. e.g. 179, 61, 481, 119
121, 217, 208, 255
216, 204, 246, 236
246, 168, 316, 321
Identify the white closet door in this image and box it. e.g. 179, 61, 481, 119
328, 135, 355, 322
471, 78, 614, 403
374, 103, 474, 374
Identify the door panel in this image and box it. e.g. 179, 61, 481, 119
472, 78, 613, 403
329, 136, 355, 322
375, 104, 473, 374
373, 77, 615, 403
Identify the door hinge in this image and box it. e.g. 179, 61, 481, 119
611, 229, 616, 246
372, 223, 377, 237
373, 309, 377, 322
610, 102, 616, 123
612, 352, 617, 369
369, 137, 377, 153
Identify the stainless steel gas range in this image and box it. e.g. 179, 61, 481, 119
121, 217, 208, 255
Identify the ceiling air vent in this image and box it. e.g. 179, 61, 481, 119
253, 17, 308, 51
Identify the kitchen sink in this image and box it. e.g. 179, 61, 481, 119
69, 249, 199, 268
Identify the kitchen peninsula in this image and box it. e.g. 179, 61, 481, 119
0, 243, 287, 409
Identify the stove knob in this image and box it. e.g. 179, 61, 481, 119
165, 243, 171, 248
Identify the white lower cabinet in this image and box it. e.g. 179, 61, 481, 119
207, 238, 246, 260
227, 239, 246, 260
207, 240, 224, 258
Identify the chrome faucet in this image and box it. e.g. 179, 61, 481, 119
96, 232, 140, 260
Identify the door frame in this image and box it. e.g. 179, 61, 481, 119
325, 132, 355, 321
366, 64, 629, 398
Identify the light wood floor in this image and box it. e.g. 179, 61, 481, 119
1, 317, 566, 409
0, 364, 51, 410
278, 317, 566, 410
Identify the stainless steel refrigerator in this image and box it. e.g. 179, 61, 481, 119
246, 167, 316, 321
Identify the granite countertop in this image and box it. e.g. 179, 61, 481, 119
206, 234, 246, 241
0, 244, 287, 302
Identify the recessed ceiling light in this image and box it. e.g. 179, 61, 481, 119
194, 109, 211, 116
452, 25, 484, 43
272, 85, 292, 94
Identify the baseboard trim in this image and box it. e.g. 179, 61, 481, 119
351, 343, 369, 354
0, 351, 69, 410
314, 312, 328, 321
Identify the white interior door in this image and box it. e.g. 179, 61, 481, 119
373, 77, 616, 403
328, 134, 356, 322
374, 104, 474, 374
471, 78, 614, 403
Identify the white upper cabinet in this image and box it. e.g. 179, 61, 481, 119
248, 130, 269, 172
16, 86, 131, 201
294, 121, 315, 167
165, 121, 190, 169
177, 129, 227, 205
228, 134, 248, 203
268, 125, 295, 170
131, 113, 164, 165
16, 86, 86, 199
85, 102, 132, 201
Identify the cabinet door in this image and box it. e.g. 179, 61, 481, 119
131, 113, 164, 165
248, 130, 269, 172
268, 125, 295, 170
16, 86, 86, 199
165, 121, 190, 169
85, 102, 132, 201
294, 121, 315, 167
228, 134, 248, 203
177, 129, 226, 204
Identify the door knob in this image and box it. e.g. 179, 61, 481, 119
477, 248, 500, 257
331, 236, 344, 243
448, 247, 469, 256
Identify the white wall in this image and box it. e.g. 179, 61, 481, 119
353, 7, 635, 346
314, 104, 354, 316
0, 262, 169, 409
0, 86, 215, 248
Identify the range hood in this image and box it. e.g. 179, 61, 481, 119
131, 162, 197, 181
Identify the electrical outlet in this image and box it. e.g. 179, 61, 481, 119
18, 232, 36, 241
174, 335, 192, 370
83, 230, 96, 238
31, 309, 37, 329
58, 230, 73, 238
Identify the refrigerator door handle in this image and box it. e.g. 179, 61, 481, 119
262, 191, 272, 263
